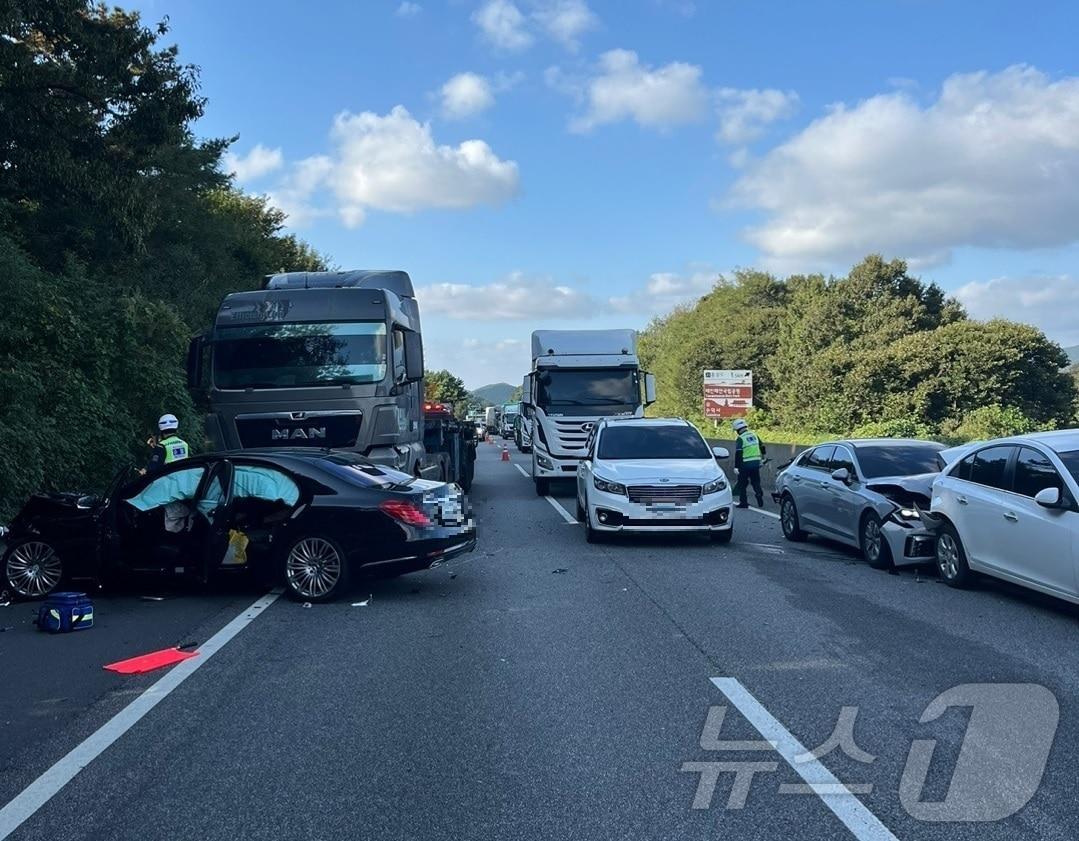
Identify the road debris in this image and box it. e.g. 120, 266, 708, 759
552, 568, 568, 574
351, 596, 372, 607
302, 602, 312, 609
104, 647, 199, 675
141, 596, 166, 602
178, 640, 199, 650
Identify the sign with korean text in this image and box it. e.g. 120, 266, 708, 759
703, 370, 753, 419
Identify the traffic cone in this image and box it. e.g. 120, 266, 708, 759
501, 444, 510, 461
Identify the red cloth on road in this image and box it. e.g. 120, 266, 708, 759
103, 647, 198, 675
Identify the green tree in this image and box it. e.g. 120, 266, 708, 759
424, 370, 470, 414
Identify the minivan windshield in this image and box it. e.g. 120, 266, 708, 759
856, 444, 944, 479
598, 425, 711, 460
214, 322, 387, 389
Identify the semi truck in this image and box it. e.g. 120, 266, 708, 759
484, 406, 500, 435
521, 329, 655, 495
186, 269, 475, 489
499, 402, 520, 438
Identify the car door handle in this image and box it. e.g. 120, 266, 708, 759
1003, 511, 1018, 522
957, 496, 968, 505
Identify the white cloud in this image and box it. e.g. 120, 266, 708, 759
418, 272, 596, 320
567, 49, 710, 132
533, 0, 598, 51
954, 275, 1079, 347
440, 72, 496, 119
715, 88, 799, 144
472, 0, 533, 50
396, 1, 421, 17
608, 269, 718, 315
731, 65, 1079, 269
223, 144, 284, 182
263, 106, 518, 227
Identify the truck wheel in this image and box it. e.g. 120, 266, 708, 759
535, 478, 550, 496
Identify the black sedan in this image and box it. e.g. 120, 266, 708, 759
1, 449, 476, 602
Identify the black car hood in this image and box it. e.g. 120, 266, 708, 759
865, 473, 936, 505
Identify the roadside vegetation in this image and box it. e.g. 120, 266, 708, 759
639, 256, 1078, 445
0, 3, 324, 519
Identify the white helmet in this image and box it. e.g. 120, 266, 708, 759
158, 413, 179, 432
732, 419, 748, 433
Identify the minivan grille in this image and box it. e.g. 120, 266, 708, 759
627, 485, 702, 504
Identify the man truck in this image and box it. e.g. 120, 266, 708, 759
521, 329, 655, 495
186, 270, 475, 490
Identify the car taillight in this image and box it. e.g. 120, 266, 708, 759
380, 499, 432, 527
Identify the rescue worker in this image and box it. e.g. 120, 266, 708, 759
732, 418, 765, 509
143, 414, 190, 476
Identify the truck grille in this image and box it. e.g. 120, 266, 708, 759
627, 485, 702, 504
235, 413, 362, 448
551, 419, 593, 452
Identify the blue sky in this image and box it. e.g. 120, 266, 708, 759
135, 0, 1079, 387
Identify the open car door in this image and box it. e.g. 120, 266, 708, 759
195, 460, 235, 581
100, 464, 138, 571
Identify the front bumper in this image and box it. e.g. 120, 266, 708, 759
588, 491, 734, 533
533, 446, 581, 477
882, 521, 935, 567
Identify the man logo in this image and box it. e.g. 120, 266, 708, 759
272, 427, 327, 441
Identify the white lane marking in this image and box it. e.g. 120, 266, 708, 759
514, 464, 529, 478
0, 590, 282, 839
544, 494, 580, 525
710, 678, 898, 841
743, 542, 785, 554
748, 505, 780, 520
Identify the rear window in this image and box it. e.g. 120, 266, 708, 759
855, 445, 943, 479
597, 425, 711, 460
317, 454, 414, 489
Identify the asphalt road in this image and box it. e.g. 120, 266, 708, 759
3, 440, 1079, 840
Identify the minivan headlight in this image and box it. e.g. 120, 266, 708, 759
594, 475, 627, 496
703, 477, 728, 494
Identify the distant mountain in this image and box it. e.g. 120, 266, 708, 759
1065, 345, 1079, 366
471, 382, 516, 405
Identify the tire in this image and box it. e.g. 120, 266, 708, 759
535, 478, 550, 496
860, 512, 893, 570
576, 495, 586, 523
936, 522, 972, 588
779, 494, 807, 542
585, 507, 602, 544
3, 539, 64, 599
283, 535, 349, 603
711, 528, 733, 544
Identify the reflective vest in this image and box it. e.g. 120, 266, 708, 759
738, 431, 762, 464
160, 435, 190, 464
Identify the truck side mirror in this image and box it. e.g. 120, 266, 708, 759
186, 334, 205, 389
403, 330, 424, 383
521, 374, 533, 407
644, 373, 657, 406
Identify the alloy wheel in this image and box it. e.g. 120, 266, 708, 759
937, 533, 959, 580
781, 499, 796, 536
6, 541, 62, 598
286, 538, 343, 599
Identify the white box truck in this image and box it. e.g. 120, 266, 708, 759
521, 329, 655, 495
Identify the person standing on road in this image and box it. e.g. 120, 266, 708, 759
732, 418, 765, 509
142, 414, 190, 476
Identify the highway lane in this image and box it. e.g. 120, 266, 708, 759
3, 442, 1079, 839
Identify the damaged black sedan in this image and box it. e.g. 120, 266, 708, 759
773, 439, 944, 568
1, 449, 475, 602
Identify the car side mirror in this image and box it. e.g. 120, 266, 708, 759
1035, 487, 1062, 508
830, 467, 850, 484
186, 334, 205, 390
712, 446, 730, 460
403, 330, 424, 383
76, 494, 100, 510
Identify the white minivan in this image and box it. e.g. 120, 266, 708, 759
930, 431, 1079, 602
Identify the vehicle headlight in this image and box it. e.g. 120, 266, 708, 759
536, 454, 553, 469
895, 507, 920, 521
703, 477, 728, 495
593, 475, 627, 496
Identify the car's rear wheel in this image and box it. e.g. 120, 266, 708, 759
284, 536, 348, 602
780, 494, 806, 542
4, 539, 63, 599
936, 523, 972, 588
860, 512, 893, 570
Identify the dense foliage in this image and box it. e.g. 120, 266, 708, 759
0, 2, 323, 519
424, 369, 471, 415
639, 256, 1077, 442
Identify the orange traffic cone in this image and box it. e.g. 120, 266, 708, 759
501, 444, 510, 461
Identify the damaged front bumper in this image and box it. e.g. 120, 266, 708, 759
881, 515, 936, 567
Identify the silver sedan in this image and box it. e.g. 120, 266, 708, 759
772, 438, 944, 568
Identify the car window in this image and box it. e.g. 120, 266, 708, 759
803, 446, 835, 470
968, 446, 1015, 490
854, 444, 943, 478
125, 467, 207, 511
954, 453, 975, 481
1058, 449, 1079, 487
829, 445, 856, 475
597, 425, 711, 460
1013, 447, 1064, 498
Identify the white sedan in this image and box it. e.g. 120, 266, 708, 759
576, 418, 734, 543
928, 430, 1079, 602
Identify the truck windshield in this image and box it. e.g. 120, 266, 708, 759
213, 322, 387, 389
537, 368, 639, 415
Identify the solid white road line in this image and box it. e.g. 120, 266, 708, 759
710, 677, 898, 841
0, 590, 282, 840
544, 494, 580, 525
748, 505, 780, 520
514, 464, 529, 478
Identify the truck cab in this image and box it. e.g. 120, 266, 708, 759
522, 330, 656, 495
